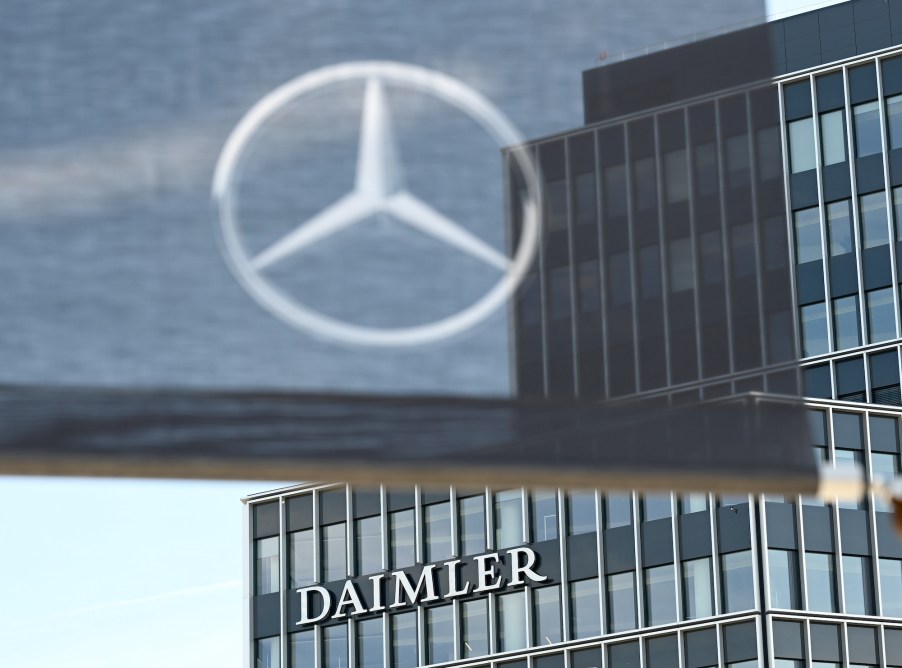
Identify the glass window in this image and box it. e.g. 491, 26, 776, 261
426, 604, 454, 664
801, 302, 829, 357
391, 613, 417, 668
833, 295, 862, 350
532, 489, 559, 542
842, 555, 874, 615
834, 411, 863, 449
699, 230, 724, 285
390, 510, 415, 570
533, 585, 562, 646
633, 156, 657, 210
827, 200, 853, 256
680, 493, 708, 514
550, 266, 572, 319
357, 618, 384, 668
879, 558, 902, 617
835, 449, 864, 509
497, 590, 528, 651
578, 260, 602, 314
291, 629, 315, 668
768, 549, 800, 608
570, 578, 601, 639
324, 624, 349, 668
608, 251, 632, 306
425, 502, 452, 563
805, 552, 837, 612
888, 94, 902, 149
789, 117, 816, 173
323, 523, 347, 582
794, 207, 822, 264
895, 187, 902, 242
854, 101, 882, 157
820, 110, 846, 165
568, 491, 597, 535
290, 530, 315, 589
726, 133, 751, 187
669, 237, 694, 292
256, 536, 280, 595
605, 493, 632, 528
459, 495, 486, 555
757, 125, 783, 181
546, 179, 568, 232
257, 636, 280, 668
639, 244, 662, 299
722, 550, 755, 612
872, 452, 899, 511
606, 572, 637, 632
867, 287, 896, 343
665, 148, 689, 203
574, 172, 597, 226
861, 192, 890, 248
495, 489, 524, 549
644, 565, 678, 626
695, 142, 718, 195
461, 598, 488, 658
604, 164, 628, 217
642, 493, 672, 522
682, 558, 713, 619
356, 517, 382, 576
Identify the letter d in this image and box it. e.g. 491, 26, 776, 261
297, 585, 331, 625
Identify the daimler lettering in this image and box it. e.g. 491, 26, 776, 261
297, 547, 546, 625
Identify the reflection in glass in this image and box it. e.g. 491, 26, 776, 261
606, 572, 637, 632
495, 489, 524, 549
570, 578, 601, 639
682, 558, 713, 619
532, 489, 559, 542
391, 613, 417, 668
801, 302, 829, 357
578, 261, 602, 314
356, 517, 382, 576
497, 590, 528, 651
642, 493, 672, 522
257, 636, 280, 668
291, 629, 315, 668
357, 618, 384, 668
860, 192, 890, 248
604, 164, 628, 217
546, 179, 568, 232
256, 536, 279, 595
694, 142, 718, 196
726, 133, 750, 187
669, 237, 694, 291
574, 172, 596, 226
789, 117, 816, 173
854, 101, 881, 157
894, 187, 902, 241
722, 550, 755, 612
533, 586, 562, 646
324, 624, 349, 668
867, 288, 896, 343
827, 200, 853, 256
425, 502, 452, 563
644, 565, 677, 626
605, 493, 632, 528
871, 452, 899, 511
665, 148, 689, 203
879, 558, 902, 617
680, 493, 708, 514
833, 295, 861, 350
888, 94, 902, 149
639, 244, 662, 299
805, 552, 837, 612
568, 491, 597, 535
459, 495, 486, 555
699, 230, 724, 285
768, 549, 800, 609
842, 555, 874, 615
426, 604, 454, 665
835, 449, 864, 510
820, 110, 846, 165
291, 529, 315, 589
390, 510, 415, 570
550, 266, 572, 319
633, 156, 657, 210
794, 207, 822, 264
461, 599, 488, 658
323, 523, 347, 582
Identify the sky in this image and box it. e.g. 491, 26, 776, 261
0, 1, 848, 667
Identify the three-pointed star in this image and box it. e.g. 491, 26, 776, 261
250, 78, 510, 272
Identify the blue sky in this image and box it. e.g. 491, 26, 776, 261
0, 1, 847, 667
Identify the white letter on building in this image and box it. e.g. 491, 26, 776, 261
391, 565, 439, 607
444, 559, 471, 598
333, 580, 367, 618
297, 585, 331, 625
508, 547, 547, 586
473, 553, 504, 592
369, 573, 386, 612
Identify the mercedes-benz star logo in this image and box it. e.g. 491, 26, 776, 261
212, 61, 540, 347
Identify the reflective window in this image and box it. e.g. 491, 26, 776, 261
867, 287, 896, 343
608, 251, 632, 306
680, 493, 708, 514
827, 200, 853, 256
426, 604, 454, 664
257, 636, 280, 668
290, 530, 314, 589
730, 224, 756, 279
639, 244, 662, 299
461, 599, 488, 658
570, 578, 601, 639
533, 585, 562, 646
497, 590, 528, 651
794, 207, 822, 264
568, 491, 597, 535
726, 133, 750, 187
842, 555, 874, 615
758, 125, 783, 181
550, 266, 572, 319
574, 172, 597, 226
578, 261, 602, 314
256, 536, 280, 595
391, 613, 417, 668
889, 94, 902, 149
801, 302, 829, 357
633, 156, 657, 210
390, 510, 415, 570
833, 295, 861, 350
872, 452, 899, 511
604, 164, 628, 217
682, 558, 713, 619
835, 449, 865, 509
722, 550, 755, 612
532, 490, 559, 542
605, 493, 632, 528
820, 110, 846, 165
291, 629, 315, 668
459, 495, 486, 555
546, 179, 568, 232
695, 142, 718, 196
879, 558, 902, 617
805, 552, 837, 612
425, 502, 452, 563
699, 230, 724, 285
356, 517, 382, 576
665, 148, 689, 203
854, 101, 882, 157
606, 571, 637, 632
669, 237, 695, 292
495, 489, 524, 549
644, 565, 677, 626
834, 411, 863, 449
357, 618, 384, 668
642, 493, 672, 521
768, 549, 800, 608
322, 523, 347, 582
895, 187, 902, 241
324, 624, 349, 668
860, 192, 890, 248
788, 117, 816, 173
